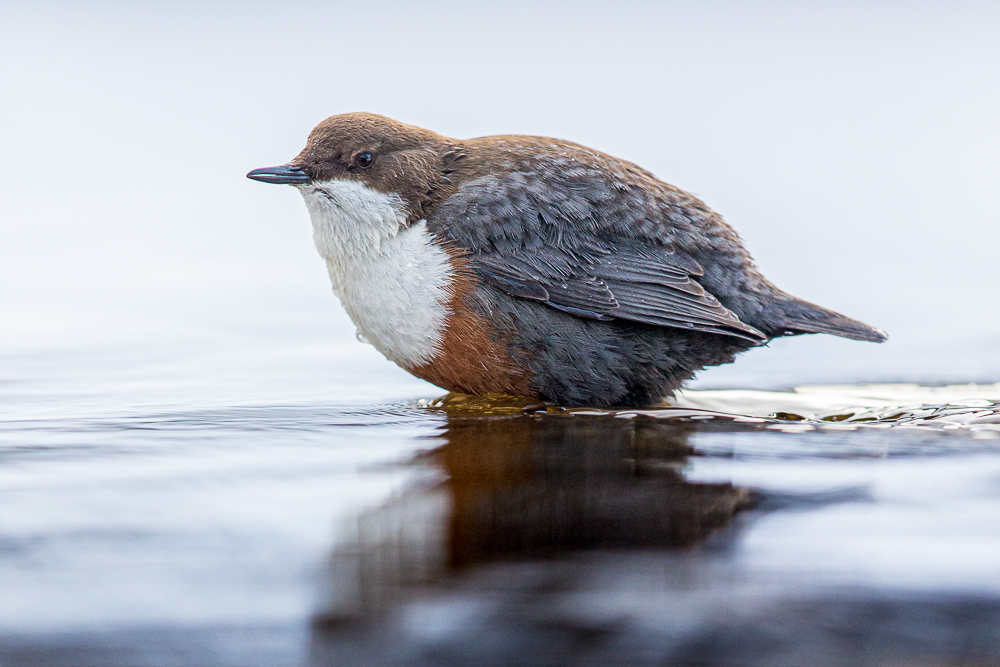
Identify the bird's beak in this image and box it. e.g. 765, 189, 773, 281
246, 164, 310, 185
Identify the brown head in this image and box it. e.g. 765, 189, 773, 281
248, 112, 459, 223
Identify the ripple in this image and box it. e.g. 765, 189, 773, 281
421, 384, 1000, 437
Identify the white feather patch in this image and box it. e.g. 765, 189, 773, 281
298, 179, 454, 368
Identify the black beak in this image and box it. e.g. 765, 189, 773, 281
246, 164, 310, 185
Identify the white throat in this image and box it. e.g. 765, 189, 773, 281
298, 179, 454, 368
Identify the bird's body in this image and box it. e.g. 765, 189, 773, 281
249, 113, 885, 407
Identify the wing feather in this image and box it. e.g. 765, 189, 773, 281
433, 172, 767, 343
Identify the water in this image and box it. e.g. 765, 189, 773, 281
3, 370, 1000, 666
4, 2, 1000, 664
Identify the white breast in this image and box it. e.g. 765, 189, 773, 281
298, 179, 454, 368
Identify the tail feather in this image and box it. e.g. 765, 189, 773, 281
774, 296, 888, 343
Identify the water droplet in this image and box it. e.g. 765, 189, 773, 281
356, 331, 371, 345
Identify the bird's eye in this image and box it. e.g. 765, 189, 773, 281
355, 152, 374, 168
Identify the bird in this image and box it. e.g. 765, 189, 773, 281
247, 113, 886, 407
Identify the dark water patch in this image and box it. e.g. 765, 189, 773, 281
309, 580, 1000, 667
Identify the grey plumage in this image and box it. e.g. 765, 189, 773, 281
428, 139, 885, 405
464, 286, 750, 406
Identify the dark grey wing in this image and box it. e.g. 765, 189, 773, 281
472, 247, 617, 320
594, 244, 764, 339
431, 172, 767, 343
472, 243, 765, 341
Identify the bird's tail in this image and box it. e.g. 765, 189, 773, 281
772, 294, 888, 343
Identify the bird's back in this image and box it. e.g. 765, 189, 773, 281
430, 135, 885, 348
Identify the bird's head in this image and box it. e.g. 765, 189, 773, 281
247, 112, 455, 224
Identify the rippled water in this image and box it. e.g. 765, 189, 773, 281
3, 374, 1000, 666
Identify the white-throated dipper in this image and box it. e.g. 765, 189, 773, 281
248, 113, 886, 407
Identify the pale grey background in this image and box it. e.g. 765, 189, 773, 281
2, 0, 999, 413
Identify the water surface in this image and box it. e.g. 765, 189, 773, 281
3, 379, 1000, 666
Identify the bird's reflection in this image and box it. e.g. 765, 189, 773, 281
316, 396, 753, 623
310, 398, 1000, 667
438, 406, 750, 569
